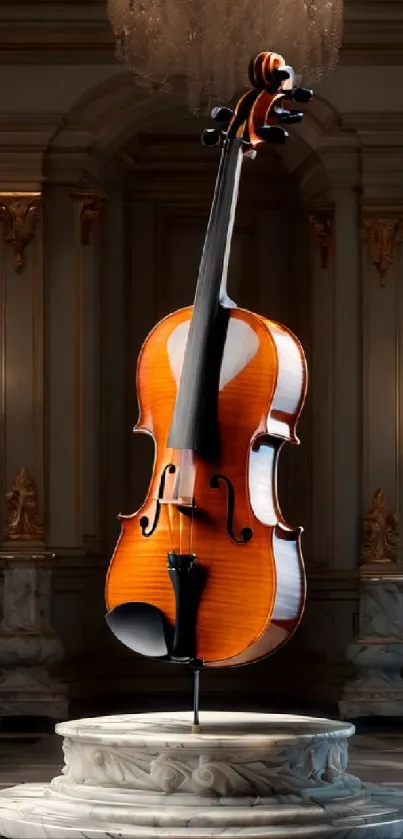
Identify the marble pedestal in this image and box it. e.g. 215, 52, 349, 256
0, 552, 68, 719
339, 571, 403, 718
1, 711, 403, 837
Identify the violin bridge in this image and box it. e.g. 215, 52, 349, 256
158, 497, 195, 508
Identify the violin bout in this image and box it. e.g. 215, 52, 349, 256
105, 306, 307, 668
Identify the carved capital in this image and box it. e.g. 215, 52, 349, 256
71, 192, 106, 246
361, 488, 398, 567
308, 205, 334, 269
0, 193, 42, 271
4, 466, 44, 543
362, 217, 403, 286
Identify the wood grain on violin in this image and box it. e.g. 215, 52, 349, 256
105, 51, 312, 669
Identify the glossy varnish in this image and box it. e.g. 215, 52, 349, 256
105, 305, 307, 666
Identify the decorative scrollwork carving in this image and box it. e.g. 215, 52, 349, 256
361, 488, 398, 565
5, 466, 44, 542
0, 193, 41, 271
362, 217, 403, 286
72, 192, 106, 246
60, 735, 353, 796
308, 206, 334, 269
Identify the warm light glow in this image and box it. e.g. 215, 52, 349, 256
107, 0, 343, 110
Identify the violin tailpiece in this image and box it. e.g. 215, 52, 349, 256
167, 553, 207, 662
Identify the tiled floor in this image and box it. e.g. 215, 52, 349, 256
0, 734, 61, 791
349, 732, 403, 788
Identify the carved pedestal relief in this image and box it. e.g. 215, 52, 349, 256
0, 192, 41, 271
4, 466, 44, 543
308, 205, 334, 269
339, 490, 403, 719
362, 217, 403, 286
0, 469, 67, 718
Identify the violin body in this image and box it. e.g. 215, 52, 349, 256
105, 51, 312, 670
106, 304, 307, 667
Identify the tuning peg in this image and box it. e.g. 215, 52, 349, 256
255, 125, 289, 145
201, 128, 223, 147
272, 67, 292, 84
211, 106, 234, 124
274, 107, 303, 125
290, 87, 313, 104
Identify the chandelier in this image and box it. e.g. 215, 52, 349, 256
107, 0, 343, 111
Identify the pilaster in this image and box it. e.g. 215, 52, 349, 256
46, 185, 106, 552
361, 199, 403, 530
308, 150, 361, 569
0, 192, 45, 543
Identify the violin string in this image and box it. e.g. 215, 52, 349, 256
190, 495, 195, 557
166, 500, 173, 554
178, 451, 182, 555
166, 451, 175, 554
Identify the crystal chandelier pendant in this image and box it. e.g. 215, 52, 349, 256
107, 0, 343, 111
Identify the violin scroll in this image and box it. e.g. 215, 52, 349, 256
201, 51, 313, 153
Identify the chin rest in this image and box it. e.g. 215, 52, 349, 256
105, 602, 173, 660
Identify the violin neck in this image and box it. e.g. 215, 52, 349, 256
195, 136, 244, 309
167, 137, 244, 458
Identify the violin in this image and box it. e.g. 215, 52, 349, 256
105, 51, 312, 670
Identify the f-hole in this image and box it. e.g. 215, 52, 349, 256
140, 464, 176, 537
209, 473, 253, 544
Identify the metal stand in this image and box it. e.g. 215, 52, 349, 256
191, 668, 201, 732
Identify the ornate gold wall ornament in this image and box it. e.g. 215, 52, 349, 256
362, 217, 403, 286
0, 193, 42, 271
308, 207, 334, 269
361, 488, 398, 565
5, 466, 44, 542
72, 193, 106, 246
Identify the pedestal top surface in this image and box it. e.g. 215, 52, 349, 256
56, 711, 354, 749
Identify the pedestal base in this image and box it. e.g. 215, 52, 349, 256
0, 552, 68, 721
0, 665, 68, 719
339, 642, 403, 719
1, 711, 403, 838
